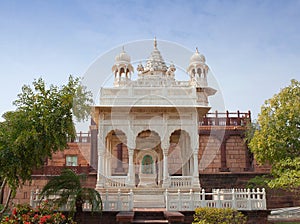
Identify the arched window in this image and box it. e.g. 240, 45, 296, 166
120, 67, 125, 76
197, 68, 202, 76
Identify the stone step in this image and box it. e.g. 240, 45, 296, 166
134, 194, 165, 208
134, 194, 165, 201
131, 220, 169, 223
132, 211, 168, 223
134, 203, 165, 208
134, 211, 165, 219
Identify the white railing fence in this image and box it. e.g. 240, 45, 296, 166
165, 188, 266, 211
30, 189, 133, 212
105, 176, 127, 188
102, 189, 133, 211
169, 176, 192, 188
30, 189, 94, 211
30, 188, 266, 212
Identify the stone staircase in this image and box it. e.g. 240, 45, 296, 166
133, 189, 166, 208
116, 210, 185, 224
132, 211, 168, 223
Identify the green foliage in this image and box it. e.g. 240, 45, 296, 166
40, 169, 102, 215
248, 79, 300, 191
0, 76, 92, 193
244, 120, 260, 144
268, 157, 300, 190
193, 207, 247, 224
246, 175, 270, 189
0, 201, 76, 224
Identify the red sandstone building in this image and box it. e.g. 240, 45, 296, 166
12, 111, 276, 205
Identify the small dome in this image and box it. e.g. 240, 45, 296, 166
115, 47, 131, 63
190, 48, 206, 64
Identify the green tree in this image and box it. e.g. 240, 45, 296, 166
248, 79, 300, 191
0, 76, 93, 214
39, 169, 102, 218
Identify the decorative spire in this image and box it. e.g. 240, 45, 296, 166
141, 37, 168, 76
196, 47, 199, 53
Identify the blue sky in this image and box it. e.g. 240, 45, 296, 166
1, 0, 300, 130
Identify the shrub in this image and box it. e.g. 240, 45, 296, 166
193, 207, 247, 224
0, 201, 76, 224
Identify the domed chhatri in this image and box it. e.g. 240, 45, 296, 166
189, 47, 206, 64
115, 46, 131, 63
112, 46, 134, 87
187, 47, 209, 87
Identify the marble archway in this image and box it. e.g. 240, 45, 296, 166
135, 130, 162, 187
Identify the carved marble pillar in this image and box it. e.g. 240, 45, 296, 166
126, 149, 135, 187
96, 149, 105, 188
190, 156, 194, 176
158, 160, 163, 185
192, 150, 200, 188
162, 149, 170, 188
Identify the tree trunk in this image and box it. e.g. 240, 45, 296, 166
0, 187, 12, 216
74, 198, 84, 223
0, 178, 7, 204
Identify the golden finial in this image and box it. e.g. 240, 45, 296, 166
154, 37, 157, 48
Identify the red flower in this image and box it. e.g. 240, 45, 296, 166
39, 215, 48, 224
12, 208, 17, 215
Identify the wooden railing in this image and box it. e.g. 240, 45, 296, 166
70, 131, 91, 143
200, 110, 251, 126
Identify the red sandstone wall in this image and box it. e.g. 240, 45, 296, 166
5, 174, 97, 206
198, 135, 222, 173
77, 142, 92, 165
226, 136, 246, 172
47, 142, 89, 166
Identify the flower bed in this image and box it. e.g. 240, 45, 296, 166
0, 201, 76, 224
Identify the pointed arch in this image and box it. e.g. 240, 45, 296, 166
168, 129, 193, 176
135, 129, 161, 150
105, 129, 128, 176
